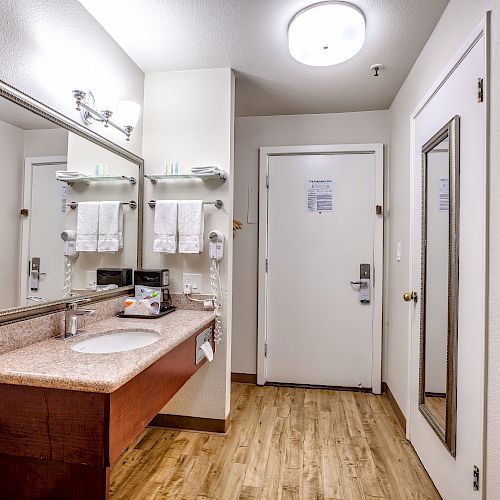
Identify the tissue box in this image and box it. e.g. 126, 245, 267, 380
133, 286, 162, 315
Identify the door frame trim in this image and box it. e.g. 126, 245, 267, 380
257, 144, 384, 393
19, 156, 68, 305
407, 13, 489, 475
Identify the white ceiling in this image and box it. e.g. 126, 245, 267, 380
78, 0, 448, 117
0, 97, 60, 130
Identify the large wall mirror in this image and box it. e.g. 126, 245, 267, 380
0, 81, 143, 324
419, 115, 459, 456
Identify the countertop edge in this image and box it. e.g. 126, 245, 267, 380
0, 311, 215, 393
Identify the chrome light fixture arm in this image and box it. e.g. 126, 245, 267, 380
72, 90, 135, 141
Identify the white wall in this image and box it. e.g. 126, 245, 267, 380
24, 128, 68, 158
142, 69, 234, 420
232, 111, 389, 374
0, 119, 24, 309
0, 0, 144, 155
383, 0, 500, 494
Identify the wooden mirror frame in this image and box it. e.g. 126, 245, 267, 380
0, 79, 144, 325
418, 115, 460, 456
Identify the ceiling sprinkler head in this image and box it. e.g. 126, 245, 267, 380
370, 64, 384, 77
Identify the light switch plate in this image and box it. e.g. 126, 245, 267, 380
183, 273, 202, 292
86, 270, 97, 288
396, 243, 401, 262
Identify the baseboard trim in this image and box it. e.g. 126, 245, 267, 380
149, 414, 229, 433
382, 382, 406, 432
231, 372, 257, 384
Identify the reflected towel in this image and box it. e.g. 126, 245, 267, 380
98, 201, 122, 252
178, 200, 204, 254
75, 202, 99, 252
153, 200, 178, 253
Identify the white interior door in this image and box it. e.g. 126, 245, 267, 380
409, 28, 486, 498
20, 158, 67, 304
259, 145, 383, 392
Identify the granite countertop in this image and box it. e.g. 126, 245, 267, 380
0, 310, 215, 393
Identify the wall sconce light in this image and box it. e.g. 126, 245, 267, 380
72, 90, 140, 141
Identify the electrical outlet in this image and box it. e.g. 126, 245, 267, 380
183, 273, 202, 292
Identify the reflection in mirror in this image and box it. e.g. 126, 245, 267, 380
419, 116, 459, 456
0, 95, 139, 312
423, 135, 449, 430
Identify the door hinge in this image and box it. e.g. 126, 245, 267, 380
376, 205, 383, 215
473, 465, 480, 491
477, 78, 484, 103
264, 342, 268, 357
20, 208, 29, 217
266, 174, 269, 188
265, 258, 268, 272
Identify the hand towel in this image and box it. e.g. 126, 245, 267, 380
98, 201, 121, 252
178, 200, 204, 253
118, 205, 124, 249
153, 200, 178, 253
75, 202, 99, 252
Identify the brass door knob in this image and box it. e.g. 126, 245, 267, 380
403, 291, 418, 303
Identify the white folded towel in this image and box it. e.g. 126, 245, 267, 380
98, 201, 122, 252
75, 202, 99, 252
153, 200, 178, 253
190, 166, 226, 179
178, 200, 204, 253
56, 170, 89, 181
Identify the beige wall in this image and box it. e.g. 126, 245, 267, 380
0, 119, 24, 309
232, 111, 389, 374
383, 0, 500, 494
142, 69, 234, 420
65, 132, 140, 289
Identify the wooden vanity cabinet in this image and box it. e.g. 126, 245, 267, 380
0, 320, 215, 499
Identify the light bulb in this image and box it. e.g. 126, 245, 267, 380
117, 100, 141, 127
288, 2, 365, 67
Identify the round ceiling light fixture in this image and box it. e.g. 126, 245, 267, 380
288, 1, 366, 67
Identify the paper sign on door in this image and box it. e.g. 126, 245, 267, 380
307, 180, 334, 213
438, 178, 449, 212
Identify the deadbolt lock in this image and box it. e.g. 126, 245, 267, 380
403, 291, 418, 303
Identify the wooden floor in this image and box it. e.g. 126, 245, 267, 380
110, 383, 440, 499
424, 396, 446, 430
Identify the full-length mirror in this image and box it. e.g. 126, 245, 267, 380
0, 87, 143, 317
419, 115, 459, 455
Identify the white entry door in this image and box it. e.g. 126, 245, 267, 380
409, 25, 486, 498
20, 157, 67, 305
258, 144, 383, 392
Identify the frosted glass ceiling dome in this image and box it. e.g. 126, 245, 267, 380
288, 1, 366, 67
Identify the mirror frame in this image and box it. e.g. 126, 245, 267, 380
0, 79, 144, 325
418, 115, 460, 456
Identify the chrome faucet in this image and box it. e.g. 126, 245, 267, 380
61, 300, 96, 338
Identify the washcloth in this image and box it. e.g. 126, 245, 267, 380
153, 200, 178, 253
178, 200, 204, 253
75, 202, 99, 252
98, 201, 122, 252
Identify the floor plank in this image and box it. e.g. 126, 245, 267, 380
110, 383, 441, 500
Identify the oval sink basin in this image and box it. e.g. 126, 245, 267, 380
71, 331, 160, 354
